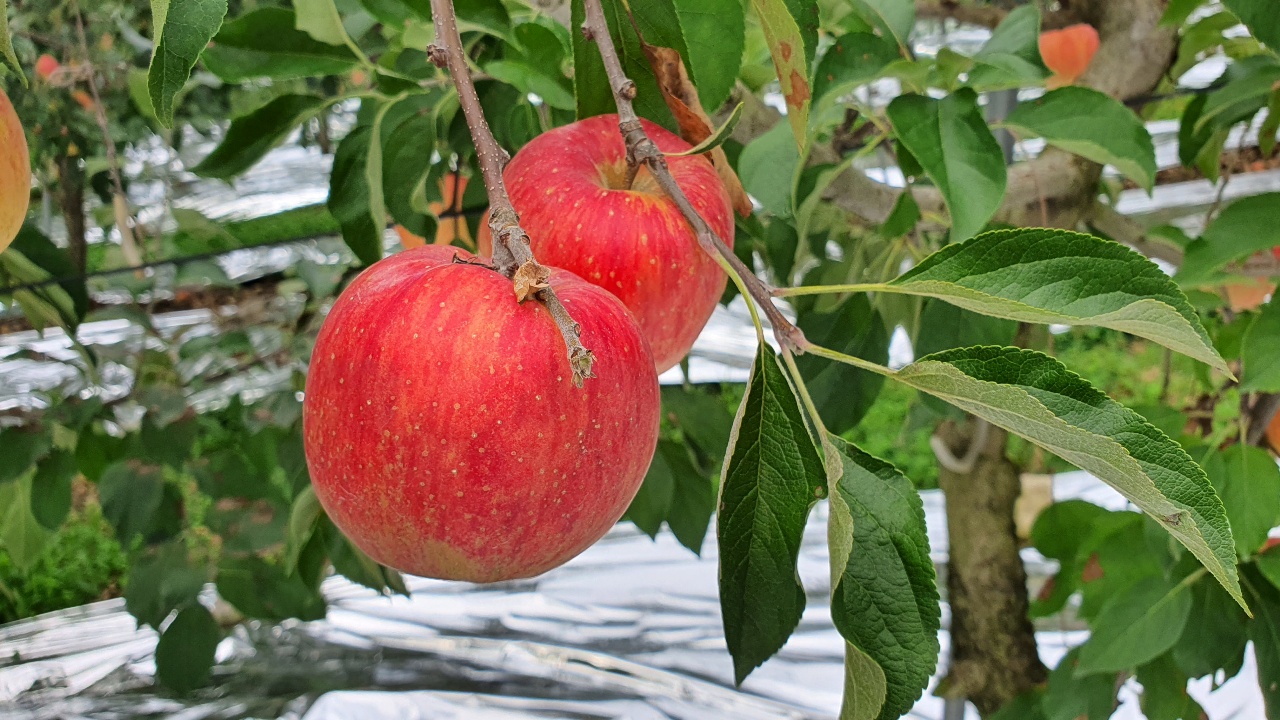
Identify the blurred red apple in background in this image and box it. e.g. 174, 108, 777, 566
1040, 24, 1100, 88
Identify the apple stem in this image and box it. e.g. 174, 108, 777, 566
427, 0, 596, 385
579, 0, 808, 356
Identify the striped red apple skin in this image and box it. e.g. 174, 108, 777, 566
501, 114, 734, 373
303, 245, 660, 582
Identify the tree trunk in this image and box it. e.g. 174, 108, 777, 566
57, 153, 87, 275
937, 420, 1046, 716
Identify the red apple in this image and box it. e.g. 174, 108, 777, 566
501, 114, 734, 373
35, 54, 60, 81
302, 245, 660, 582
1039, 24, 1100, 88
0, 87, 30, 253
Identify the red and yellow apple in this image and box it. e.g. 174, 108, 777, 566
1040, 24, 1100, 88
302, 245, 660, 582
35, 54, 60, 82
501, 114, 734, 373
0, 87, 30, 253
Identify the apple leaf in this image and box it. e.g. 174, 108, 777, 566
967, 5, 1046, 91
1002, 87, 1157, 191
201, 7, 360, 82
827, 438, 939, 720
719, 343, 825, 684
880, 228, 1229, 375
0, 0, 23, 83
284, 486, 324, 576
293, 0, 353, 46
148, 0, 228, 127
125, 542, 207, 629
1245, 566, 1280, 716
30, 450, 75, 531
328, 124, 383, 265
1202, 444, 1280, 558
571, 0, 676, 129
191, 94, 331, 179
380, 96, 440, 240
0, 475, 51, 573
813, 33, 899, 107
156, 604, 223, 694
891, 346, 1243, 609
671, 0, 745, 110
1241, 299, 1280, 393
849, 0, 914, 53
794, 295, 890, 435
886, 90, 1007, 241
1077, 577, 1193, 675
751, 0, 816, 149
1222, 0, 1280, 51
666, 102, 742, 156
1177, 193, 1280, 285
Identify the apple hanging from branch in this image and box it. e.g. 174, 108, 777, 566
0, 87, 30, 253
500, 114, 735, 373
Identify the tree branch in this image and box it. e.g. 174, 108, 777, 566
914, 0, 1085, 31
427, 0, 595, 385
579, 0, 807, 355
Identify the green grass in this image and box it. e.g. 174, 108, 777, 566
0, 504, 128, 624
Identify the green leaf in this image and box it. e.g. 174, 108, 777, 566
155, 604, 222, 694
322, 519, 409, 596
1002, 87, 1157, 191
99, 461, 167, 546
739, 122, 800, 218
148, 0, 229, 126
1044, 648, 1117, 720
886, 89, 1006, 241
838, 642, 888, 720
202, 7, 360, 81
0, 0, 23, 83
0, 426, 50, 486
849, 0, 914, 53
217, 555, 327, 621
484, 23, 575, 110
1178, 193, 1280, 285
1195, 55, 1280, 133
1076, 576, 1193, 674
883, 228, 1229, 375
1202, 444, 1280, 557
719, 344, 826, 684
1242, 299, 1280, 393
627, 447, 674, 538
751, 0, 816, 149
968, 5, 1047, 90
285, 486, 324, 575
1029, 500, 1111, 617
1261, 89, 1280, 158
891, 346, 1243, 608
1136, 654, 1206, 720
1245, 565, 1280, 716
794, 295, 889, 434
663, 445, 716, 555
192, 94, 330, 179
571, 0, 675, 130
813, 33, 899, 107
1172, 575, 1247, 679
328, 124, 383, 264
455, 0, 512, 38
2, 226, 91, 332
30, 450, 76, 530
827, 438, 939, 720
668, 103, 743, 157
0, 475, 52, 572
125, 542, 207, 628
294, 0, 354, 46
1222, 0, 1280, 52
672, 0, 744, 110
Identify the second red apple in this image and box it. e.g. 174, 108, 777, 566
502, 114, 734, 373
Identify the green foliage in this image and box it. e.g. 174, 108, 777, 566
719, 344, 826, 684
3, 0, 1278, 716
886, 89, 1006, 241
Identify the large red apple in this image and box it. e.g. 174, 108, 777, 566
501, 114, 734, 373
302, 245, 660, 582
0, 87, 30, 253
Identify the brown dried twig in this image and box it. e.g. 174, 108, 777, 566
579, 0, 806, 355
427, 0, 595, 385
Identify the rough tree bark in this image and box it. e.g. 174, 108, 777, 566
936, 421, 1046, 714
56, 152, 87, 275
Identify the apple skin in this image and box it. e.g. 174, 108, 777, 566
0, 87, 30, 253
501, 114, 734, 373
302, 245, 660, 582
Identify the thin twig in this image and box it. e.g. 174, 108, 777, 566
72, 4, 142, 267
427, 0, 595, 385
579, 0, 806, 355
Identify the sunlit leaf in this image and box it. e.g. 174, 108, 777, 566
148, 0, 228, 126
